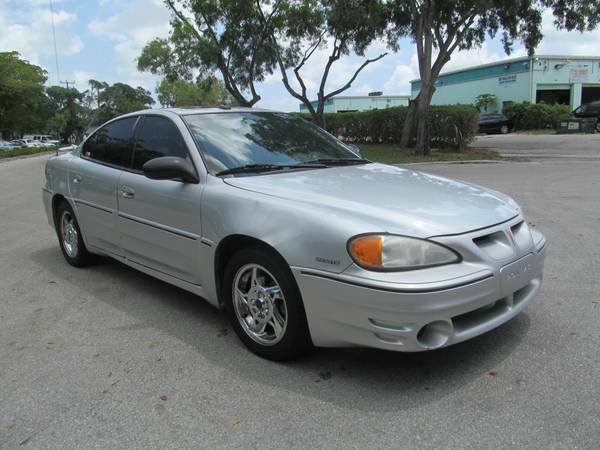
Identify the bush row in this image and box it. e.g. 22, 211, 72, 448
300, 105, 480, 148
0, 145, 60, 159
503, 101, 571, 130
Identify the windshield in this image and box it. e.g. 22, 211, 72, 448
183, 112, 361, 175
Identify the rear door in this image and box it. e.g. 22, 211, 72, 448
117, 115, 204, 283
69, 116, 137, 255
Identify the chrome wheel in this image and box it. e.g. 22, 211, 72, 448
61, 210, 78, 258
232, 263, 288, 346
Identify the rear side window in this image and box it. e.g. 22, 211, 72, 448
132, 116, 189, 171
82, 117, 137, 168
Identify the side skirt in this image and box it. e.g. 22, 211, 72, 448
88, 244, 219, 308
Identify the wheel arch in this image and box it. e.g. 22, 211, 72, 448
213, 234, 291, 308
51, 193, 69, 231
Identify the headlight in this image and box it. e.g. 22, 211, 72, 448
348, 234, 461, 271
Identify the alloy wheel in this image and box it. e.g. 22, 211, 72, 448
61, 210, 78, 258
232, 263, 288, 346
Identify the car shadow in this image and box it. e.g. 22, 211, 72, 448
31, 246, 530, 413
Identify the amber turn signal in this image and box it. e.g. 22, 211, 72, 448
349, 235, 383, 268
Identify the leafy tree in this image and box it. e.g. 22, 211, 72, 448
389, 0, 600, 154
260, 0, 389, 127
87, 79, 109, 109
156, 76, 235, 107
46, 85, 88, 142
475, 93, 498, 112
93, 82, 155, 124
0, 52, 50, 138
138, 0, 282, 107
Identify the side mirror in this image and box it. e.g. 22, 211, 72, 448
142, 156, 199, 183
346, 143, 362, 157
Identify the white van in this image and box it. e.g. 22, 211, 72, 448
24, 134, 60, 145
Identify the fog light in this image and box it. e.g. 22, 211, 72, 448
416, 321, 453, 349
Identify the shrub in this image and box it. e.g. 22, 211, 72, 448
503, 101, 571, 130
299, 104, 479, 149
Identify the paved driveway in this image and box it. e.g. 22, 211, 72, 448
1, 155, 599, 449
475, 133, 600, 160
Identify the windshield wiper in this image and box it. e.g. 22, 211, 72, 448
301, 158, 371, 166
216, 163, 326, 177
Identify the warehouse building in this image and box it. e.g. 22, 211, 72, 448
299, 93, 410, 113
410, 55, 600, 112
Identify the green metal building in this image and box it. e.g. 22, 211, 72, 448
410, 55, 600, 112
299, 94, 410, 113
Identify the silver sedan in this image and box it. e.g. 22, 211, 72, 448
42, 107, 547, 360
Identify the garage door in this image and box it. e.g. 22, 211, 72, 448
582, 86, 600, 104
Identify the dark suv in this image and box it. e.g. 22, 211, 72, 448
573, 101, 600, 131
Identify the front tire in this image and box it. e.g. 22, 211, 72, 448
223, 246, 312, 361
56, 201, 95, 267
500, 125, 509, 134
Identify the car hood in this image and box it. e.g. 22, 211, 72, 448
223, 163, 519, 237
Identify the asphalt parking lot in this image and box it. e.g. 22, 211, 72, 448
1, 154, 599, 449
475, 132, 600, 160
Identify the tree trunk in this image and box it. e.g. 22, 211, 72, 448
315, 109, 326, 129
399, 96, 418, 148
414, 83, 435, 155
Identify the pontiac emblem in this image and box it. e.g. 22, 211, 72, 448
506, 228, 516, 246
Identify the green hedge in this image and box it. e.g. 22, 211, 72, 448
0, 146, 59, 159
300, 105, 479, 149
503, 101, 571, 130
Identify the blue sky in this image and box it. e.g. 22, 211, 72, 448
2, 0, 599, 111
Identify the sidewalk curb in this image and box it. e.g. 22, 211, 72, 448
399, 159, 506, 166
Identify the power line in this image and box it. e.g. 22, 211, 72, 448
49, 0, 60, 84
60, 80, 76, 89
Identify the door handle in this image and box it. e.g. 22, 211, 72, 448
120, 187, 135, 199
73, 175, 82, 184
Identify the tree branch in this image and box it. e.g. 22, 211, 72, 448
165, 0, 256, 105
324, 52, 388, 100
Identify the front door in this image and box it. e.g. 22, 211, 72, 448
117, 115, 204, 284
70, 116, 138, 255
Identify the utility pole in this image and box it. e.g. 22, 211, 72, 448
60, 80, 76, 90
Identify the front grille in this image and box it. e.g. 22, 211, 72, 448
472, 220, 533, 259
452, 298, 510, 333
473, 230, 514, 259
452, 279, 536, 334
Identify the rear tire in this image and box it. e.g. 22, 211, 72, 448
222, 246, 312, 361
500, 125, 509, 134
56, 201, 95, 267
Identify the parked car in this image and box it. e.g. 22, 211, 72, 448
12, 139, 44, 148
24, 134, 59, 145
0, 140, 19, 150
478, 113, 513, 134
42, 108, 547, 360
572, 100, 600, 131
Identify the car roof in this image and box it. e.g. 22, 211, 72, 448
118, 106, 280, 119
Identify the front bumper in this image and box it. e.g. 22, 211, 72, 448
292, 241, 546, 352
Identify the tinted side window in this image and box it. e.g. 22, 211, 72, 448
82, 117, 137, 168
132, 116, 189, 171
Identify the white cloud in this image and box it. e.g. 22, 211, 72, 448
356, 84, 374, 95
0, 4, 83, 73
88, 0, 170, 91
27, 0, 65, 5
383, 53, 419, 94
535, 10, 600, 56
432, 42, 527, 76
33, 9, 75, 25
72, 70, 95, 86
